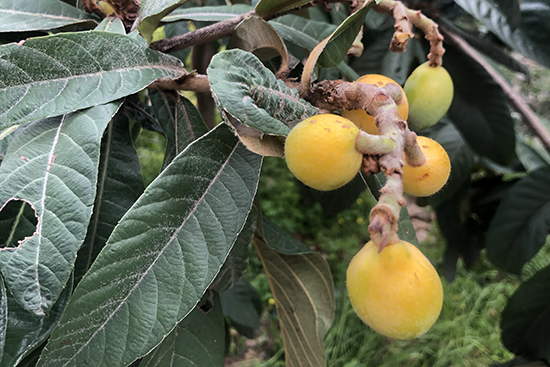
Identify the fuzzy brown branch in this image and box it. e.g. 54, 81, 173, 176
373, 1, 414, 53
403, 129, 426, 166
150, 11, 254, 53
150, 72, 210, 93
373, 0, 444, 66
306, 80, 415, 250
440, 27, 550, 152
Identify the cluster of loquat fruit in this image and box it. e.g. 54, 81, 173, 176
284, 62, 454, 340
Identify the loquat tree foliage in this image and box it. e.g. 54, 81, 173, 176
0, 0, 549, 366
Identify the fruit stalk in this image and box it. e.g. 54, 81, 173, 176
403, 129, 426, 166
307, 80, 419, 250
355, 131, 397, 155
373, 0, 414, 53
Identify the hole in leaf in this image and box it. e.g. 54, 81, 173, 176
0, 199, 38, 249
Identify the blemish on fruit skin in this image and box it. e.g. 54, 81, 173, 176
419, 173, 429, 181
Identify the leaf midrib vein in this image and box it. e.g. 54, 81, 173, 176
0, 8, 90, 22
60, 140, 239, 367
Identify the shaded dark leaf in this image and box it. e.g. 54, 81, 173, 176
501, 264, 550, 363
220, 279, 262, 338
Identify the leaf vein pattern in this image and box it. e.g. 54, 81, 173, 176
58, 142, 239, 366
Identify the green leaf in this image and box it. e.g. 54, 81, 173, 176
0, 0, 97, 32
0, 200, 37, 249
228, 16, 288, 68
268, 15, 359, 80
438, 17, 529, 76
426, 120, 475, 206
494, 0, 521, 28
381, 38, 420, 85
501, 264, 550, 362
444, 42, 516, 165
0, 125, 17, 163
298, 174, 366, 217
259, 216, 311, 254
140, 293, 225, 367
350, 28, 394, 76
220, 279, 262, 338
163, 21, 191, 64
210, 206, 257, 293
37, 124, 262, 367
0, 273, 73, 367
434, 181, 472, 282
486, 166, 550, 274
269, 14, 336, 49
516, 132, 550, 172
149, 90, 208, 168
454, 0, 550, 67
74, 110, 145, 284
137, 0, 190, 43
94, 16, 126, 34
255, 0, 311, 18
0, 101, 121, 316
162, 4, 252, 22
208, 49, 318, 136
254, 230, 335, 367
0, 31, 183, 129
317, 2, 374, 68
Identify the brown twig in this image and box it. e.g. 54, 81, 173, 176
440, 27, 550, 152
150, 11, 254, 53
373, 0, 445, 66
373, 1, 414, 53
150, 72, 211, 93
306, 80, 420, 250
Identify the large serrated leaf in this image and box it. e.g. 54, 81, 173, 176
136, 0, 190, 43
149, 90, 208, 168
208, 49, 318, 136
454, 0, 550, 67
254, 229, 335, 367
0, 31, 183, 129
486, 166, 550, 274
444, 42, 515, 165
162, 4, 252, 22
140, 294, 225, 367
37, 123, 262, 367
255, 0, 311, 18
0, 101, 121, 316
501, 264, 550, 362
74, 110, 144, 283
0, 0, 97, 33
0, 273, 72, 367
